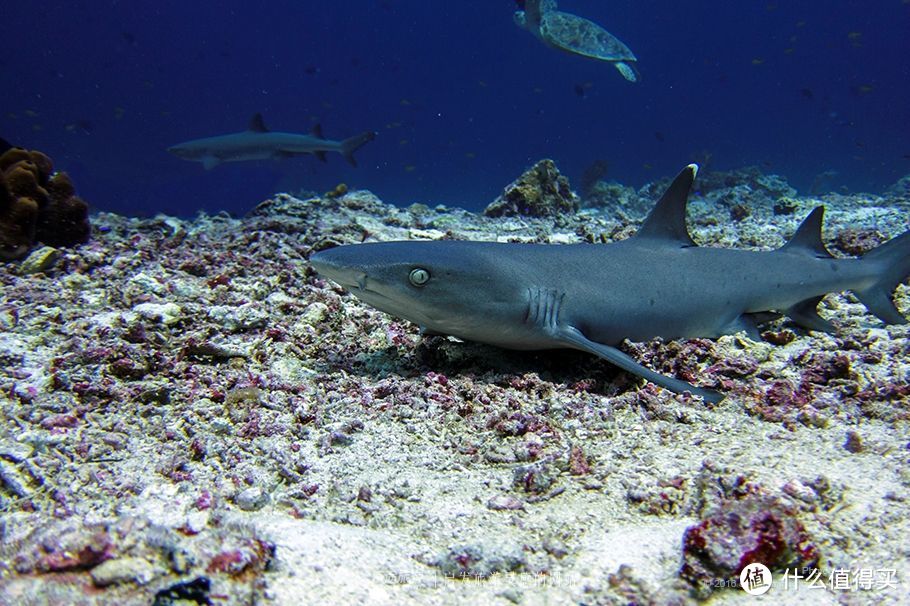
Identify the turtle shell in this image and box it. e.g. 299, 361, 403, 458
539, 11, 636, 62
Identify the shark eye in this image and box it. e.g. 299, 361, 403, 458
408, 267, 430, 287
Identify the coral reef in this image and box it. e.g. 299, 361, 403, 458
0, 144, 91, 260
483, 158, 578, 218
0, 167, 908, 604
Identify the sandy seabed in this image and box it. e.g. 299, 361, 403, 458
1, 168, 908, 605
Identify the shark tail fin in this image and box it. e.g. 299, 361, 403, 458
341, 131, 376, 167
855, 229, 910, 325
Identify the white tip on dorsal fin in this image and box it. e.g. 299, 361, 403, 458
248, 113, 269, 132
635, 164, 698, 246
780, 207, 833, 258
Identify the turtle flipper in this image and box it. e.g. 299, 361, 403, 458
615, 62, 638, 82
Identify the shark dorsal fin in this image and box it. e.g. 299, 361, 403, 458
248, 113, 269, 132
780, 207, 833, 258
311, 124, 325, 139
635, 164, 698, 246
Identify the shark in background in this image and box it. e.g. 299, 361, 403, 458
167, 113, 376, 170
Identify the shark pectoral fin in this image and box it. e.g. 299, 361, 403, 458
315, 151, 328, 162
786, 296, 837, 333
202, 156, 220, 170
561, 327, 724, 403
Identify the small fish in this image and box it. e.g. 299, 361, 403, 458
24, 109, 39, 118
574, 82, 593, 98
751, 58, 765, 65
799, 88, 814, 100
64, 119, 94, 134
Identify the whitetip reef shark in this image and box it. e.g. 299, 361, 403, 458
167, 113, 376, 170
310, 165, 910, 402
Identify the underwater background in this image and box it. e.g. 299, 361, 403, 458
2, 0, 909, 216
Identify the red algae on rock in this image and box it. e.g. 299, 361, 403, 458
679, 465, 821, 598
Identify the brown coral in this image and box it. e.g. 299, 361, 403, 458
0, 144, 90, 260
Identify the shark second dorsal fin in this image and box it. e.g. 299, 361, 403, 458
780, 207, 833, 258
311, 124, 325, 140
635, 164, 698, 246
248, 113, 269, 132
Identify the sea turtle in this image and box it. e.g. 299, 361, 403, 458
514, 0, 639, 82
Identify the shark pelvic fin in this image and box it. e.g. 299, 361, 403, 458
635, 164, 698, 247
248, 113, 269, 132
786, 296, 837, 333
780, 207, 833, 258
719, 313, 774, 341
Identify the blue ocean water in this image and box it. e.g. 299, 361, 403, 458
2, 1, 908, 217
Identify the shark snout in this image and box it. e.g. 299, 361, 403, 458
167, 145, 189, 158
310, 250, 367, 290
